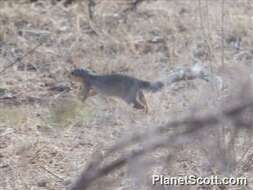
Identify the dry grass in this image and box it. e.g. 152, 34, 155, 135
0, 0, 253, 189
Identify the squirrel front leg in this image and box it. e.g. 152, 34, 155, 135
88, 88, 97, 97
80, 82, 90, 102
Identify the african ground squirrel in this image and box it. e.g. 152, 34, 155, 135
70, 68, 164, 113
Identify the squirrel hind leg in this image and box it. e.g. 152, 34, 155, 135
133, 100, 145, 109
132, 91, 149, 113
138, 91, 149, 113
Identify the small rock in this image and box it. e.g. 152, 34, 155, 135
37, 179, 48, 187
48, 85, 71, 92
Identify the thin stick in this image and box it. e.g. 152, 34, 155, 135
39, 165, 64, 182
221, 0, 225, 68
0, 42, 43, 74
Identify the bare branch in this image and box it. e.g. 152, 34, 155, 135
0, 42, 43, 74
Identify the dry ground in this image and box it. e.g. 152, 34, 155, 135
0, 0, 253, 189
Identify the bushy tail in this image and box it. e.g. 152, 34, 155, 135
140, 81, 164, 92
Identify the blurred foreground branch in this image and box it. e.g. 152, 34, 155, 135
70, 97, 253, 190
